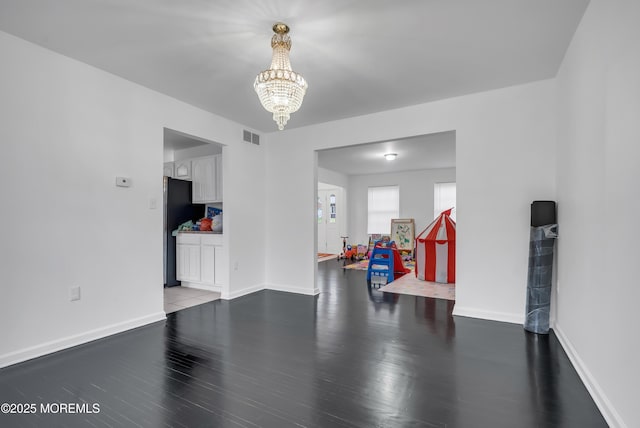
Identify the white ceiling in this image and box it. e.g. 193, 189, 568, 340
0, 1, 589, 133
318, 131, 455, 176
163, 129, 211, 151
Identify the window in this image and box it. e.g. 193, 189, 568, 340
329, 194, 336, 223
368, 186, 399, 234
434, 182, 456, 221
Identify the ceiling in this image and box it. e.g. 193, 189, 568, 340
0, 1, 589, 133
163, 129, 211, 151
318, 131, 455, 176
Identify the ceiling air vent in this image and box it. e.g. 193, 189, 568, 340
242, 130, 260, 145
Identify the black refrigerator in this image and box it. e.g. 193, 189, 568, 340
163, 177, 204, 287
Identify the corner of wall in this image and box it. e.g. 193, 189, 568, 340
222, 283, 265, 300
553, 323, 627, 428
452, 306, 524, 325
265, 283, 320, 296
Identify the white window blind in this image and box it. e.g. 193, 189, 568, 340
434, 182, 456, 221
368, 186, 399, 234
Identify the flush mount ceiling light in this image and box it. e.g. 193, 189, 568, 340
254, 23, 308, 131
384, 153, 398, 161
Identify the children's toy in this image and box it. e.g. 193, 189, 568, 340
415, 209, 456, 283
344, 245, 357, 259
338, 244, 357, 260
366, 240, 410, 286
356, 244, 368, 260
337, 236, 349, 260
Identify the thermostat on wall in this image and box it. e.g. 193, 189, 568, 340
116, 176, 132, 187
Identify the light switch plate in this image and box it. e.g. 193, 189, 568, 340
69, 286, 81, 301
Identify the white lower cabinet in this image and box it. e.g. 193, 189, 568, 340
201, 242, 216, 284
176, 233, 225, 291
177, 243, 200, 282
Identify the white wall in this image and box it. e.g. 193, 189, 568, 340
348, 168, 456, 246
265, 79, 556, 320
163, 146, 175, 162
554, 1, 640, 427
318, 167, 349, 189
0, 31, 267, 367
264, 139, 320, 295
224, 140, 267, 298
173, 143, 222, 161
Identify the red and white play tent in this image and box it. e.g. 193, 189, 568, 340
415, 209, 456, 283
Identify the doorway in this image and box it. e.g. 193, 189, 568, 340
318, 183, 345, 255
162, 128, 223, 313
315, 131, 457, 297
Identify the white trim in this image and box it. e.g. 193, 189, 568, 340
222, 283, 265, 300
554, 324, 626, 428
452, 305, 524, 324
266, 283, 320, 296
0, 312, 166, 369
181, 282, 222, 293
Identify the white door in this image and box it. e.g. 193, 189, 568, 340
317, 194, 326, 253
317, 186, 344, 254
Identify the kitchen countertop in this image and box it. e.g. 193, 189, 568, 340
178, 230, 223, 234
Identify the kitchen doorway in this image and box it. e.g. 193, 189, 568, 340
162, 128, 223, 313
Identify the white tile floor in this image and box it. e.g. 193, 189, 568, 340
164, 286, 221, 314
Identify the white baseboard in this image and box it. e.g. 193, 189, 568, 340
181, 282, 222, 293
452, 305, 524, 325
220, 283, 321, 300
554, 324, 626, 428
222, 283, 265, 300
0, 312, 166, 369
266, 283, 320, 296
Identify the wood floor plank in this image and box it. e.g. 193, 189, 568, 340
0, 261, 606, 427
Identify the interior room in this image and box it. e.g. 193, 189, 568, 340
319, 132, 456, 245
162, 129, 223, 312
317, 133, 457, 298
0, 1, 638, 427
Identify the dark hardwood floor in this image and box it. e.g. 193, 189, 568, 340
0, 261, 606, 427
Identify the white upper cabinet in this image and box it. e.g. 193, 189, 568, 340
163, 162, 175, 178
192, 155, 222, 203
174, 160, 192, 180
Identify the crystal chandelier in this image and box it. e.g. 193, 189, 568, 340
254, 23, 308, 131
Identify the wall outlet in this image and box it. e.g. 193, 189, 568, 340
116, 176, 131, 187
69, 286, 81, 301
